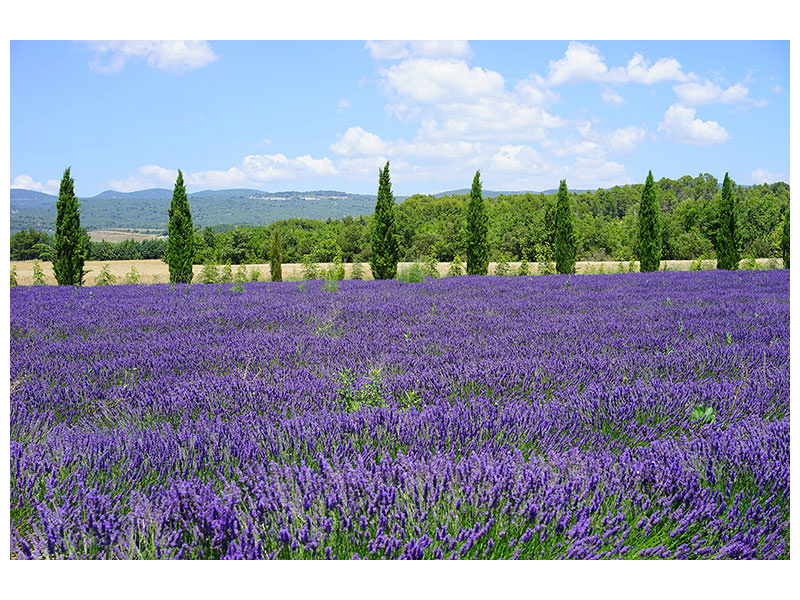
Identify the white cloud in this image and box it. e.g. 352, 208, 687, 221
751, 168, 785, 184
88, 41, 217, 74
366, 40, 471, 61
337, 99, 352, 112
601, 88, 626, 107
568, 157, 630, 187
658, 104, 730, 145
381, 58, 505, 104
108, 165, 178, 192
674, 80, 765, 107
608, 125, 647, 153
489, 145, 542, 172
330, 126, 391, 156
546, 42, 689, 86
11, 174, 60, 194
107, 154, 337, 192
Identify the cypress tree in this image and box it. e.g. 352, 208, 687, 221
638, 170, 662, 272
370, 161, 399, 279
781, 205, 789, 269
167, 170, 195, 283
53, 167, 86, 285
270, 226, 283, 281
466, 170, 489, 275
554, 180, 576, 274
716, 172, 740, 270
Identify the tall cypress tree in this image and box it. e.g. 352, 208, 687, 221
638, 170, 662, 272
466, 170, 489, 275
781, 205, 789, 269
167, 170, 195, 283
53, 167, 86, 285
554, 180, 576, 274
270, 226, 283, 281
716, 172, 740, 270
370, 161, 399, 279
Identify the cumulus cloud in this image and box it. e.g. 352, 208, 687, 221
658, 104, 730, 145
107, 153, 337, 192
108, 165, 178, 192
546, 42, 689, 86
674, 80, 765, 107
381, 58, 506, 104
608, 125, 648, 153
11, 174, 61, 194
489, 145, 542, 172
88, 41, 218, 74
366, 40, 471, 61
751, 168, 785, 184
330, 126, 391, 156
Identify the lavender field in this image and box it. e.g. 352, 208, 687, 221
9, 270, 789, 559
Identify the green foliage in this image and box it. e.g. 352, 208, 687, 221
397, 263, 425, 283
219, 261, 233, 284
249, 268, 261, 281
124, 265, 141, 285
447, 254, 465, 277
689, 256, 705, 271
781, 205, 789, 269
32, 262, 47, 285
493, 259, 510, 276
234, 264, 249, 283
515, 259, 530, 276
422, 255, 439, 278
230, 281, 244, 292
301, 255, 322, 280
325, 251, 346, 281
335, 367, 387, 412
270, 226, 283, 281
691, 403, 716, 425
638, 171, 662, 271
10, 228, 52, 261
167, 171, 195, 283
94, 264, 116, 286
466, 171, 489, 275
53, 167, 86, 285
370, 162, 399, 279
11, 265, 18, 287
535, 242, 556, 275
716, 173, 740, 270
554, 180, 576, 274
351, 262, 364, 280
198, 261, 220, 284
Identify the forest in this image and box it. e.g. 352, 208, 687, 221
10, 174, 789, 265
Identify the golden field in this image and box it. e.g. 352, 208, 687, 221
9, 258, 783, 286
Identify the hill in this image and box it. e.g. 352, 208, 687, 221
9, 188, 379, 233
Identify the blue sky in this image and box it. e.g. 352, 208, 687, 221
10, 40, 790, 196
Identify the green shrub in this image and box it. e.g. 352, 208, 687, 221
219, 261, 233, 283
398, 263, 424, 283
124, 265, 141, 284
351, 262, 364, 280
11, 265, 18, 287
198, 261, 220, 284
234, 264, 249, 283
493, 260, 510, 276
535, 243, 556, 275
249, 268, 261, 281
302, 254, 322, 280
32, 262, 47, 285
325, 252, 345, 281
94, 264, 116, 286
515, 259, 529, 276
447, 254, 465, 277
422, 255, 439, 278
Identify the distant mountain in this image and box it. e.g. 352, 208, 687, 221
92, 188, 173, 200
10, 187, 378, 233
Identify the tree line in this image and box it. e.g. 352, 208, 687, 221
13, 165, 790, 284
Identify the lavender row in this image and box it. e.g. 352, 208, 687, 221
10, 270, 789, 558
